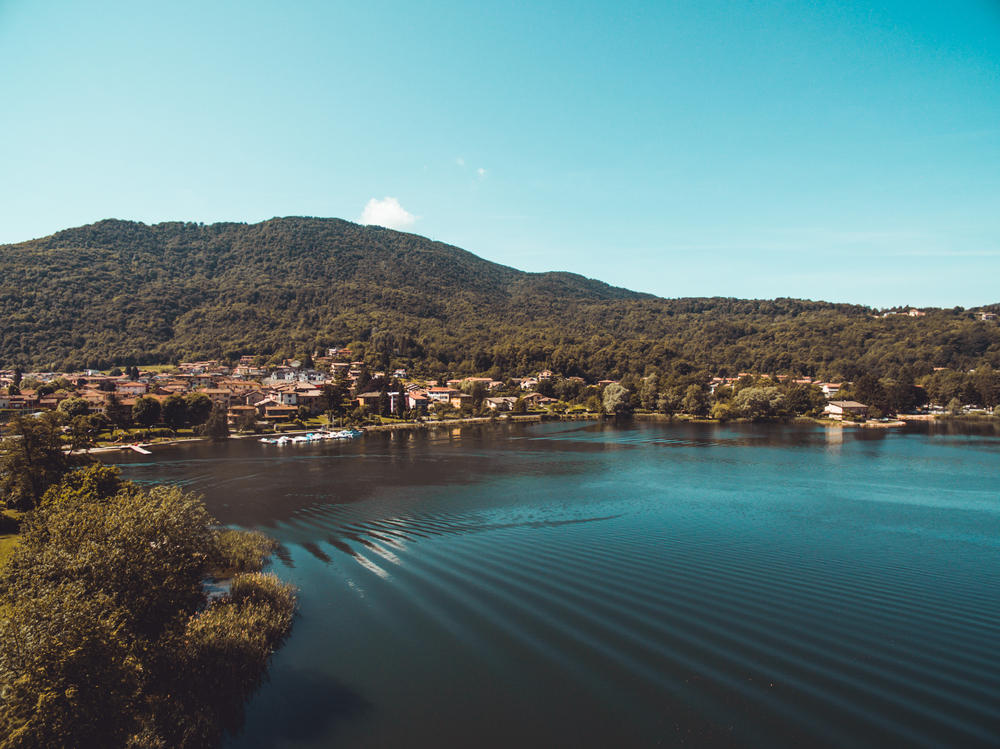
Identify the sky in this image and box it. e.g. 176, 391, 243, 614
1, 0, 998, 307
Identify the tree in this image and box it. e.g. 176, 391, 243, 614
733, 386, 786, 421
162, 394, 188, 429
682, 384, 709, 417
785, 385, 825, 416
602, 382, 632, 416
132, 396, 162, 429
200, 405, 230, 439
0, 466, 296, 748
853, 373, 888, 413
234, 410, 257, 433
639, 374, 659, 411
0, 413, 71, 511
57, 396, 90, 419
67, 414, 103, 454
185, 393, 213, 426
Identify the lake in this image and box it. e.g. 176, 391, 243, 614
112, 421, 1000, 747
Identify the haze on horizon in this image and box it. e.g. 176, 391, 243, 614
1, 0, 998, 308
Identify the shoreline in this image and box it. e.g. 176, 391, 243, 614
86, 412, 607, 453
83, 410, 990, 455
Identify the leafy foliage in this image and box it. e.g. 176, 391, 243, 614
0, 464, 296, 748
2, 218, 998, 380
0, 414, 72, 511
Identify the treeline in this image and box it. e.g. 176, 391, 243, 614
0, 418, 296, 747
2, 217, 999, 380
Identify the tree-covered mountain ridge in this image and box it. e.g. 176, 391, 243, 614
1, 216, 998, 379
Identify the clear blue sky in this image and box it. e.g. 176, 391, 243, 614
2, 0, 998, 307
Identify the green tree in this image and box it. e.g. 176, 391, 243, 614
602, 382, 632, 416
200, 405, 230, 439
0, 466, 296, 748
132, 396, 162, 429
733, 386, 786, 420
0, 413, 70, 511
57, 396, 90, 419
784, 385, 825, 416
66, 414, 103, 454
162, 394, 188, 429
639, 374, 659, 411
682, 384, 709, 417
185, 393, 213, 426
853, 373, 888, 412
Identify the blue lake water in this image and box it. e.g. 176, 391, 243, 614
113, 421, 1000, 747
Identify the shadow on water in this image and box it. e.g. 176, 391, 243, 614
233, 669, 369, 747
109, 420, 1000, 748
108, 420, 998, 531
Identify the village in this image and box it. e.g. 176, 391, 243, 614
2, 344, 992, 445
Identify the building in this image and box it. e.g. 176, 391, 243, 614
824, 401, 868, 420
426, 387, 459, 402
484, 396, 518, 411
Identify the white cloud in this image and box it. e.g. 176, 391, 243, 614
456, 157, 465, 167
477, 167, 486, 178
359, 197, 416, 230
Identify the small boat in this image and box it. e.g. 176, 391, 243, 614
259, 435, 292, 445
260, 429, 361, 445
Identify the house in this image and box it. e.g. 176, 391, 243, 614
356, 391, 382, 409
243, 390, 268, 406
407, 392, 430, 413
817, 382, 844, 399
426, 387, 459, 403
484, 396, 518, 411
519, 377, 538, 390
824, 401, 868, 419
227, 404, 259, 426
294, 386, 325, 414
449, 393, 473, 409
201, 388, 232, 409
262, 403, 298, 421
116, 381, 148, 397
276, 389, 298, 406
981, 312, 997, 322
521, 392, 556, 408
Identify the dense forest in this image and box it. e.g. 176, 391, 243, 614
1, 217, 998, 380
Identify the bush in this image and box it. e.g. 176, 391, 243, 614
214, 529, 277, 575
0, 469, 296, 747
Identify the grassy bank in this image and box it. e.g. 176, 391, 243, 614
0, 508, 23, 569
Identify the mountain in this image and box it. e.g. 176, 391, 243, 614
1, 217, 998, 379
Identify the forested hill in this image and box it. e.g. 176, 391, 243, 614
1, 216, 998, 380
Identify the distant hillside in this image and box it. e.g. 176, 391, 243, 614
1, 217, 998, 379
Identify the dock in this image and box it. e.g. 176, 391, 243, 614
125, 444, 152, 455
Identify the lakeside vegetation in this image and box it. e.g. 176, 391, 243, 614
0, 422, 296, 748
2, 218, 998, 382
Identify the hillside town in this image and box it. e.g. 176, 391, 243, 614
1, 345, 997, 442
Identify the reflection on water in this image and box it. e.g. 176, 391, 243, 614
112, 421, 1000, 748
